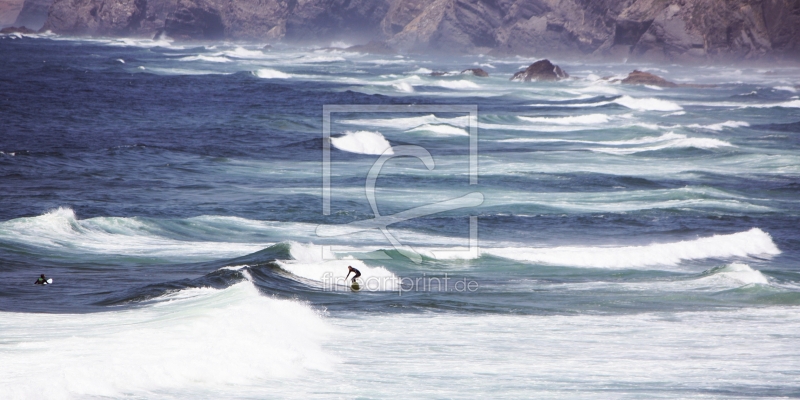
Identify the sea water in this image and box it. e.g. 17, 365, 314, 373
1, 34, 799, 398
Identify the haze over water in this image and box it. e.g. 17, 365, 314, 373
1, 33, 800, 398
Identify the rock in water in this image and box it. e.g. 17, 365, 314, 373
510, 60, 568, 82
461, 68, 488, 77
345, 41, 395, 54
0, 25, 35, 33
620, 70, 678, 88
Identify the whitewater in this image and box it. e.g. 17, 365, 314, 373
1, 34, 800, 398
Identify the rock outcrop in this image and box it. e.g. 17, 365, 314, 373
610, 69, 717, 88
619, 70, 678, 87
461, 68, 488, 77
345, 40, 395, 54
0, 0, 23, 28
511, 60, 568, 82
38, 0, 800, 61
0, 24, 35, 33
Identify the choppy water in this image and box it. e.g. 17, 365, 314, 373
1, 33, 800, 398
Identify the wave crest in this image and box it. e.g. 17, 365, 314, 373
330, 131, 393, 155
484, 228, 780, 269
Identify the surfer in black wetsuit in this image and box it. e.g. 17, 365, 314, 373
345, 266, 361, 283
34, 274, 48, 285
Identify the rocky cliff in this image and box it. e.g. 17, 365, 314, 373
13, 0, 50, 28
35, 0, 800, 61
0, 0, 23, 27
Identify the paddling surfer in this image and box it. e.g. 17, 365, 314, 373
34, 274, 48, 285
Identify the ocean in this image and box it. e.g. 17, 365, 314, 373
1, 33, 799, 398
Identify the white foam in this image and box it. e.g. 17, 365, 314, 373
223, 47, 267, 59
330, 131, 393, 155
296, 55, 346, 63
329, 40, 352, 48
688, 121, 749, 131
482, 116, 659, 133
410, 67, 432, 74
433, 80, 480, 89
484, 228, 780, 269
277, 242, 398, 290
254, 68, 292, 79
392, 82, 415, 93
590, 133, 734, 154
774, 86, 797, 93
0, 207, 266, 260
698, 263, 769, 285
0, 283, 336, 398
518, 113, 610, 125
499, 132, 684, 145
687, 100, 800, 109
529, 100, 613, 108
747, 99, 800, 108
178, 55, 231, 63
406, 124, 469, 136
340, 114, 470, 130
320, 307, 800, 398
613, 96, 683, 111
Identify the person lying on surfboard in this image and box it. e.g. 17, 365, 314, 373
345, 266, 361, 283
34, 274, 48, 285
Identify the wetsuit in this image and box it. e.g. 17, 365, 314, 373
347, 267, 361, 283
35, 276, 47, 285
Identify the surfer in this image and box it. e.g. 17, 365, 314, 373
34, 274, 48, 285
345, 266, 361, 283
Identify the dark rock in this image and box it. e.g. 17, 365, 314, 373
160, 6, 225, 40
511, 59, 568, 82
615, 70, 716, 88
461, 68, 488, 77
44, 0, 177, 37
1, 25, 35, 33
620, 70, 678, 88
344, 40, 395, 54
283, 0, 391, 44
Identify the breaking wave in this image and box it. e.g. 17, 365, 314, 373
253, 68, 292, 79
483, 228, 780, 269
0, 282, 336, 398
330, 131, 393, 155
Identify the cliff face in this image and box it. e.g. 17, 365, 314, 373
38, 0, 800, 60
385, 0, 800, 60
13, 0, 51, 29
0, 0, 24, 27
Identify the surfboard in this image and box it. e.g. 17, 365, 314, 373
43, 278, 53, 285
351, 282, 360, 291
